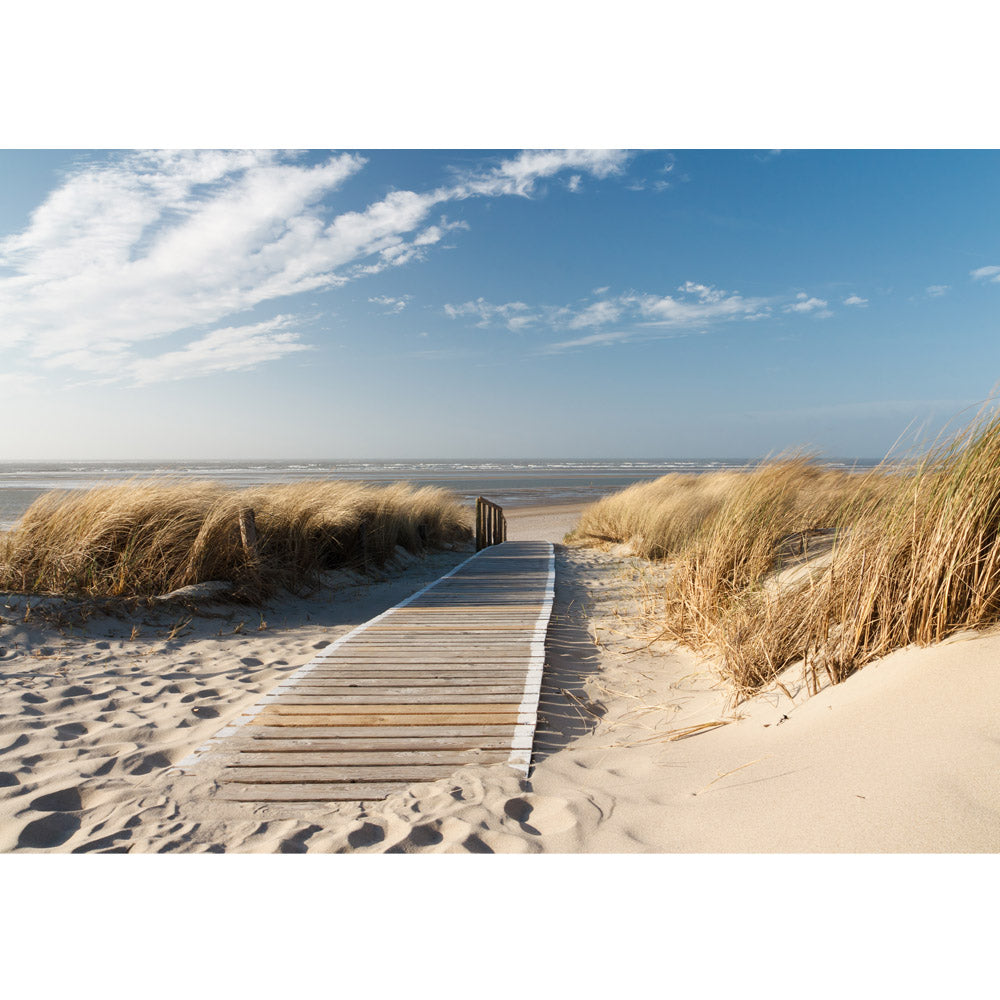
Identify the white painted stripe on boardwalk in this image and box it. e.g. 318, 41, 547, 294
173, 547, 487, 770
508, 541, 556, 776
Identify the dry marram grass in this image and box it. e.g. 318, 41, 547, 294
573, 414, 1000, 700
0, 479, 471, 602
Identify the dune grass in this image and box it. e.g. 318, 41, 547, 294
572, 413, 1000, 701
0, 479, 471, 603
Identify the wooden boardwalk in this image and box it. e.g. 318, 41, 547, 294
178, 540, 555, 804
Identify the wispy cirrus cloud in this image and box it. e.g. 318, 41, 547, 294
453, 149, 630, 198
444, 298, 537, 331
446, 281, 774, 351
926, 284, 951, 297
971, 265, 1000, 283
844, 294, 868, 307
542, 330, 638, 353
128, 318, 312, 385
1, 149, 630, 385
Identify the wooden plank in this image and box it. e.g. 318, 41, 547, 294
254, 702, 521, 715
291, 675, 528, 685
222, 764, 478, 783
240, 725, 518, 739
232, 750, 511, 766
226, 736, 522, 751
221, 783, 410, 802
250, 713, 521, 727
270, 693, 526, 704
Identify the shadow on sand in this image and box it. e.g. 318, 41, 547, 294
530, 546, 606, 772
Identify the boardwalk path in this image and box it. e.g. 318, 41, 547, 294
181, 540, 555, 804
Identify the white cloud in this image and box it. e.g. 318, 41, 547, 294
454, 149, 630, 198
566, 299, 624, 328
369, 294, 411, 314
844, 294, 868, 307
1, 149, 629, 383
444, 298, 537, 330
971, 265, 1000, 283
128, 317, 312, 385
447, 281, 772, 349
0, 150, 366, 362
926, 284, 951, 297
628, 282, 771, 325
784, 293, 831, 316
542, 330, 635, 353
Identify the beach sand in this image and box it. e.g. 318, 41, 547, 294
1, 507, 998, 853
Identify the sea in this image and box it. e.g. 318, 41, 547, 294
0, 458, 881, 532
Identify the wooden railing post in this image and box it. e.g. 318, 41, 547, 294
238, 507, 258, 560
475, 497, 506, 551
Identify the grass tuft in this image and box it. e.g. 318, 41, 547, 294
0, 479, 471, 603
573, 412, 1000, 701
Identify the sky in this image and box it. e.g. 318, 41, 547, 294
2, 147, 999, 461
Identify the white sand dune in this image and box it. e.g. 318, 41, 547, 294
1, 505, 997, 852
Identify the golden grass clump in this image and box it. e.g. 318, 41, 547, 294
803, 410, 1000, 685
0, 479, 471, 602
576, 413, 1000, 700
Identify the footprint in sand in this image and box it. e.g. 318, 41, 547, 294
21, 692, 46, 705
277, 824, 323, 854
386, 822, 445, 852
461, 833, 495, 853
181, 688, 220, 703
17, 812, 82, 849
125, 751, 174, 775
30, 787, 84, 811
71, 829, 133, 853
0, 735, 30, 755
59, 685, 92, 698
347, 822, 386, 848
54, 723, 88, 741
0, 771, 20, 788
502, 794, 577, 836
0, 733, 28, 753
16, 786, 86, 849
240, 657, 263, 666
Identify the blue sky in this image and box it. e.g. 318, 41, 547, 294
2, 148, 999, 460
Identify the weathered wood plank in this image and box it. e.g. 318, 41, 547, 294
255, 702, 521, 715
231, 750, 511, 766
224, 737, 521, 752
250, 713, 521, 727
222, 764, 490, 782
270, 693, 526, 704
221, 783, 409, 802
240, 725, 519, 739
281, 676, 528, 685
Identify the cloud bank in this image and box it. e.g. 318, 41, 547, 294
1, 149, 632, 384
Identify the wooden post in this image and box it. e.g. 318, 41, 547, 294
475, 497, 506, 550
238, 508, 258, 559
